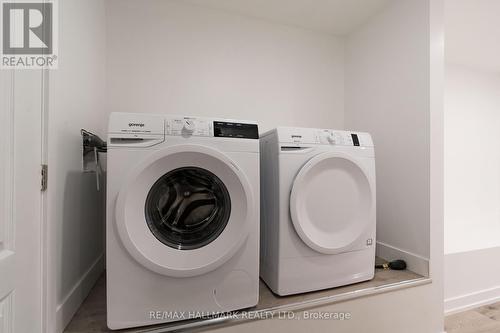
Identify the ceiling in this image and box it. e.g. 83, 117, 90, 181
184, 0, 392, 36
445, 0, 500, 73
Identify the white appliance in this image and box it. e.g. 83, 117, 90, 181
260, 127, 376, 296
106, 112, 260, 329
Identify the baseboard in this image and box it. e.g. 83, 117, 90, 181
445, 285, 500, 315
376, 241, 429, 276
55, 254, 105, 333
445, 247, 500, 315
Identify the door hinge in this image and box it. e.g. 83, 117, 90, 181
41, 164, 48, 191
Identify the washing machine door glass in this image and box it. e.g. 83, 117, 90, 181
289, 152, 374, 254
145, 167, 231, 250
115, 145, 254, 278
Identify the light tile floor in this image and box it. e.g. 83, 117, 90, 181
445, 303, 500, 333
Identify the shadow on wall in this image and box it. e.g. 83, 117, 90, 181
59, 170, 106, 309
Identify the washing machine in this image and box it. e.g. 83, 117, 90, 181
260, 127, 376, 296
106, 112, 260, 329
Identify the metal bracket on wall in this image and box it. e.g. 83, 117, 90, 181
81, 129, 107, 191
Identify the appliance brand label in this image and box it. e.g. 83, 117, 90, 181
129, 123, 145, 127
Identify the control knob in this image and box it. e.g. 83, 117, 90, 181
321, 132, 335, 144
183, 119, 196, 133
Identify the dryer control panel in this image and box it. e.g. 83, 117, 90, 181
275, 127, 373, 147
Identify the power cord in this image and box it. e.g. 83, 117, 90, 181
375, 259, 407, 270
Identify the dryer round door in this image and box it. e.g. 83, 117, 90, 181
115, 144, 254, 278
290, 152, 374, 254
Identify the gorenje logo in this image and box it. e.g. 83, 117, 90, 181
129, 123, 145, 127
1, 0, 58, 69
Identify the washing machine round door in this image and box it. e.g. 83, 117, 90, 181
115, 145, 254, 278
289, 151, 374, 254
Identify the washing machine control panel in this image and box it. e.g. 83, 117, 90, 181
166, 117, 212, 137
276, 127, 373, 147
166, 117, 259, 139
213, 121, 259, 139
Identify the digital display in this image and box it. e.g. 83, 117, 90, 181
214, 122, 259, 139
351, 134, 360, 146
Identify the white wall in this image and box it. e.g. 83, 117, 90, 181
47, 1, 107, 332
345, 0, 431, 275
443, 0, 500, 315
343, 1, 444, 331
444, 64, 500, 254
443, 64, 500, 313
105, 0, 345, 132
444, 0, 500, 73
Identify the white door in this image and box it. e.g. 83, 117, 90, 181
289, 151, 375, 254
0, 69, 44, 333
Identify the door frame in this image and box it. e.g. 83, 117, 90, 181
40, 69, 51, 333
0, 69, 15, 333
